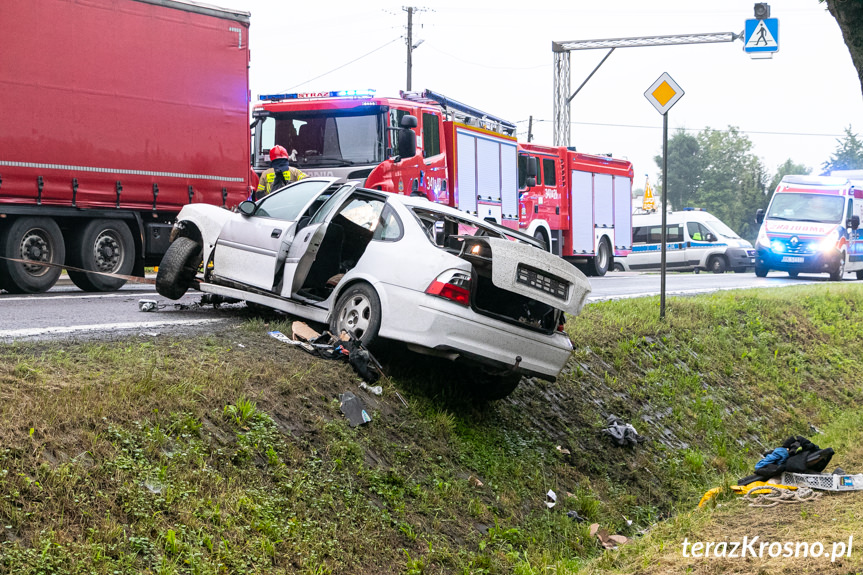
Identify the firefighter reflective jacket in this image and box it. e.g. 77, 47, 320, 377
255, 165, 308, 199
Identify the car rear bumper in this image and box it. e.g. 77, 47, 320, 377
377, 283, 573, 379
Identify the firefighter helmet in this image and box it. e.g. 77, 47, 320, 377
269, 145, 290, 161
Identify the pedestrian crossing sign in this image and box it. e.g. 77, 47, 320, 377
744, 18, 779, 56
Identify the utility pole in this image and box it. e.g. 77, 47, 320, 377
527, 116, 534, 142
405, 6, 413, 91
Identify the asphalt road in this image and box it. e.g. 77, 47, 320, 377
0, 269, 850, 342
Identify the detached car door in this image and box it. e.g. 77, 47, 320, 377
213, 178, 338, 290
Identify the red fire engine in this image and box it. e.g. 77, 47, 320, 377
251, 89, 632, 275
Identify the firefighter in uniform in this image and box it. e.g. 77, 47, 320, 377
255, 145, 307, 200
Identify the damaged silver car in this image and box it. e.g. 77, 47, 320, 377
156, 178, 591, 398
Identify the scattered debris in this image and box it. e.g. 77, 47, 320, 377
556, 445, 571, 455
566, 510, 586, 522
589, 523, 631, 549
601, 415, 645, 447
138, 299, 158, 312
395, 391, 409, 407
339, 391, 371, 427
545, 489, 557, 509
469, 476, 484, 487
359, 382, 383, 396
745, 485, 821, 507
291, 321, 320, 342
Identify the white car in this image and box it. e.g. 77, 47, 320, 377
156, 178, 591, 398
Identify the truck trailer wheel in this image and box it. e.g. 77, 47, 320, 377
66, 220, 135, 292
0, 217, 65, 293
155, 237, 202, 299
589, 238, 610, 277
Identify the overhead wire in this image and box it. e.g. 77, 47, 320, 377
284, 36, 403, 91
515, 119, 847, 139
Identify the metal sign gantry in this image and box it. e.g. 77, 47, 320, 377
552, 32, 740, 146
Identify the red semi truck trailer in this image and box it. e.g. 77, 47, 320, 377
0, 0, 251, 293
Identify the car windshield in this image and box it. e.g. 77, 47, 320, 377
704, 219, 741, 239
253, 180, 335, 221
256, 109, 386, 168
766, 193, 845, 224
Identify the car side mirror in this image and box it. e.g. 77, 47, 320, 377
526, 176, 537, 187
705, 232, 716, 242
527, 157, 538, 178
756, 208, 765, 224
238, 200, 256, 216
848, 215, 860, 230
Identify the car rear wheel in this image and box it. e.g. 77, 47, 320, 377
857, 270, 863, 281
0, 217, 65, 293
613, 262, 624, 272
330, 282, 381, 347
469, 368, 522, 401
67, 219, 135, 292
708, 255, 727, 274
155, 237, 202, 299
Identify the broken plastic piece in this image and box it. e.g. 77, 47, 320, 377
138, 299, 158, 312
359, 382, 382, 396
546, 489, 557, 508
291, 321, 320, 342
339, 391, 371, 427
469, 476, 484, 487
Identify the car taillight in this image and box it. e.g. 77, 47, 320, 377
425, 270, 471, 306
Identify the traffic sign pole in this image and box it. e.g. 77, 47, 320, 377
660, 112, 668, 319
644, 71, 684, 320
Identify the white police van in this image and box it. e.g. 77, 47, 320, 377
615, 209, 756, 273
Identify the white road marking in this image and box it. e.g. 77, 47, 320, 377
0, 318, 225, 339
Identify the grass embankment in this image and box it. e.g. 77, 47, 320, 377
1, 285, 863, 574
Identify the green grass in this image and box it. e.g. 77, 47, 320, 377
1, 284, 863, 574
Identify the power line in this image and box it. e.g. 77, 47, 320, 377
515, 119, 847, 138
284, 37, 402, 91
424, 44, 550, 71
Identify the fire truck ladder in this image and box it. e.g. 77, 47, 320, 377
400, 89, 517, 137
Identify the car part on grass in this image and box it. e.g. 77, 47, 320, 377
339, 391, 371, 427
601, 415, 645, 447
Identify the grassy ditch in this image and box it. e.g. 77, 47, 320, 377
1, 284, 863, 574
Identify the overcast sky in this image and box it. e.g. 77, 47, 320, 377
230, 0, 862, 189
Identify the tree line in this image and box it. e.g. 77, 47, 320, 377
650, 125, 863, 242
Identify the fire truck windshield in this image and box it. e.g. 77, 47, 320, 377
255, 109, 386, 169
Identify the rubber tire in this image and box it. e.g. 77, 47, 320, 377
829, 253, 846, 281
613, 262, 625, 272
469, 369, 522, 401
330, 282, 382, 347
533, 229, 551, 253
66, 219, 135, 292
708, 255, 727, 274
590, 238, 610, 277
755, 265, 768, 278
0, 217, 65, 294
155, 237, 202, 300
788, 271, 799, 278
857, 270, 863, 281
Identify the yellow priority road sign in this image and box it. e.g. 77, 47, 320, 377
644, 72, 684, 115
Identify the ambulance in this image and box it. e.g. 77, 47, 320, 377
754, 175, 863, 280
615, 208, 755, 273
